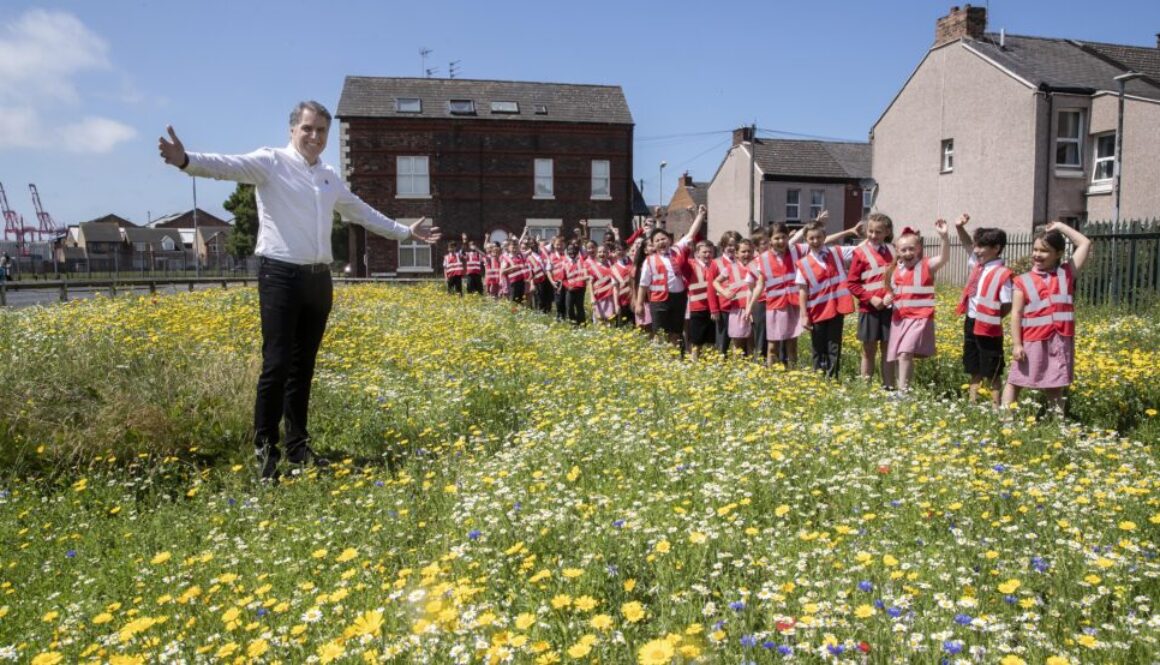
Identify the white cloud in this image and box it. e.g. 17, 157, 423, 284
0, 9, 135, 153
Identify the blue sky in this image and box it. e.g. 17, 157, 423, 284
1, 0, 1157, 227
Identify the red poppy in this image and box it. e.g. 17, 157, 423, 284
857, 641, 871, 653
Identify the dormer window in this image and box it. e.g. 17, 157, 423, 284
395, 98, 421, 113
534, 104, 548, 115
490, 101, 519, 114
448, 99, 476, 115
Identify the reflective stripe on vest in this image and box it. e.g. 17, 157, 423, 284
800, 247, 854, 321
760, 247, 800, 308
687, 261, 709, 304
858, 243, 892, 293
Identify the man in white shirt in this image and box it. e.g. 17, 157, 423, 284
159, 100, 440, 480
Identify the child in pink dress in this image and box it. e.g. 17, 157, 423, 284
1001, 221, 1093, 414
884, 221, 950, 393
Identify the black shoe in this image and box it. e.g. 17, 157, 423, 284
255, 446, 282, 481
287, 444, 330, 471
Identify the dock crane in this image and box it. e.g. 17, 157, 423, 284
29, 183, 61, 240
1, 181, 36, 252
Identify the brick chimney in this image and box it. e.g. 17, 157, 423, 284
678, 172, 694, 188
732, 126, 754, 146
935, 5, 987, 46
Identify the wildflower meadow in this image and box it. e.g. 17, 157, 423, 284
0, 284, 1157, 664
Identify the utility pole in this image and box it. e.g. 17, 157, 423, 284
748, 123, 757, 231
192, 178, 200, 278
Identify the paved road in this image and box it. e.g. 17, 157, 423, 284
1, 282, 249, 309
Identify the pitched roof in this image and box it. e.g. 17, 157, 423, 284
752, 139, 871, 180
337, 77, 634, 125
78, 222, 123, 243
148, 208, 231, 229
688, 182, 709, 208
965, 34, 1160, 99
80, 213, 137, 228
124, 227, 184, 248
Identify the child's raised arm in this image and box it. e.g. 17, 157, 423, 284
677, 205, 707, 247
954, 213, 973, 257
928, 219, 952, 274
1045, 221, 1093, 271
825, 216, 862, 245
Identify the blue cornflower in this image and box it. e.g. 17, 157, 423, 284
729, 600, 746, 611
993, 464, 1006, 472
873, 599, 886, 609
65, 549, 76, 558
943, 640, 963, 654
827, 644, 845, 656
1031, 556, 1050, 573
954, 613, 973, 625
227, 497, 237, 506
374, 480, 385, 487
1003, 595, 1017, 604
762, 641, 777, 650
740, 634, 757, 648
467, 530, 481, 540
887, 606, 903, 618
257, 608, 268, 617
777, 645, 793, 656
612, 519, 625, 528
858, 580, 873, 592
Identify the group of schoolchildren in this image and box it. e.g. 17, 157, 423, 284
442, 205, 1092, 410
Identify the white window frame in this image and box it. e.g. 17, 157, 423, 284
395, 219, 433, 273
941, 139, 954, 173
786, 189, 800, 221
1055, 110, 1084, 168
809, 189, 825, 220
1092, 132, 1115, 183
591, 160, 611, 200
396, 156, 431, 199
161, 236, 176, 251
448, 99, 475, 115
586, 219, 612, 244
395, 98, 421, 113
862, 189, 873, 217
534, 158, 554, 199
524, 219, 562, 241
490, 101, 519, 114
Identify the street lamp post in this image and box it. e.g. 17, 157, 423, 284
658, 161, 667, 212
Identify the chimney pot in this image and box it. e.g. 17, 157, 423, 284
732, 126, 754, 146
935, 4, 987, 46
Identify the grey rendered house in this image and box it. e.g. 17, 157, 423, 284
871, 5, 1160, 234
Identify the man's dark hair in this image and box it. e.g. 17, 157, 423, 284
973, 227, 1007, 253
290, 101, 332, 127
649, 228, 673, 241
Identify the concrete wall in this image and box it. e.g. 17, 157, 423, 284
872, 43, 1041, 235
706, 144, 761, 240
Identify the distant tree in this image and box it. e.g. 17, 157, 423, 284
331, 212, 349, 266
224, 184, 257, 259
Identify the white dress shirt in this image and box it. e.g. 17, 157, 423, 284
965, 255, 1012, 319
184, 143, 411, 265
637, 238, 692, 293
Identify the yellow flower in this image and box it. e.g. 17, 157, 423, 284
654, 540, 671, 554
854, 604, 875, 619
1095, 557, 1115, 569
882, 554, 899, 567
623, 578, 637, 592
150, 551, 171, 565
590, 614, 613, 631
562, 567, 584, 579
336, 548, 358, 563
574, 595, 598, 611
318, 640, 345, 664
566, 641, 592, 658
31, 653, 63, 665
215, 643, 239, 659
247, 639, 270, 659
621, 601, 646, 623
637, 638, 675, 665
1084, 574, 1101, 585
551, 594, 573, 609
41, 611, 59, 623
1045, 657, 1070, 665
92, 612, 114, 624
349, 608, 384, 637
1078, 634, 1099, 649
997, 579, 1021, 594
688, 531, 707, 544
999, 657, 1026, 665
774, 504, 791, 517
311, 548, 328, 559
109, 656, 145, 665
516, 612, 537, 630
1118, 520, 1137, 531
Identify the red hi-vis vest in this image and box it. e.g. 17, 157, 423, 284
443, 252, 465, 278
587, 259, 616, 300
549, 250, 567, 283
525, 252, 547, 283
484, 256, 503, 287
464, 250, 483, 275
798, 247, 855, 323
501, 253, 530, 283
972, 264, 1013, 337
612, 261, 634, 306
853, 242, 893, 300
647, 247, 689, 302
715, 261, 751, 311
686, 260, 711, 312
891, 257, 936, 320
758, 247, 802, 310
1017, 264, 1075, 341
564, 256, 588, 289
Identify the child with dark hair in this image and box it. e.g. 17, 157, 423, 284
1002, 221, 1092, 413
635, 205, 707, 348
796, 217, 861, 378
846, 211, 897, 388
955, 214, 1012, 408
443, 239, 465, 296
461, 235, 484, 295
884, 221, 951, 393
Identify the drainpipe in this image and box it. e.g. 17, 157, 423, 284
1042, 86, 1053, 229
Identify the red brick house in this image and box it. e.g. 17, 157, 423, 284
336, 77, 635, 276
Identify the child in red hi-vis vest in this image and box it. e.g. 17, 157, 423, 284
461, 235, 484, 295
684, 241, 716, 361
442, 239, 465, 296
611, 242, 635, 327
484, 243, 504, 299
1001, 221, 1093, 414
586, 245, 618, 324
883, 221, 951, 393
745, 223, 809, 368
547, 235, 568, 321
796, 219, 860, 378
709, 232, 741, 356
714, 238, 756, 357
631, 236, 654, 335
501, 239, 531, 304
748, 231, 770, 363
563, 241, 589, 325
953, 214, 1012, 408
846, 212, 897, 388
635, 205, 707, 349
523, 237, 552, 313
